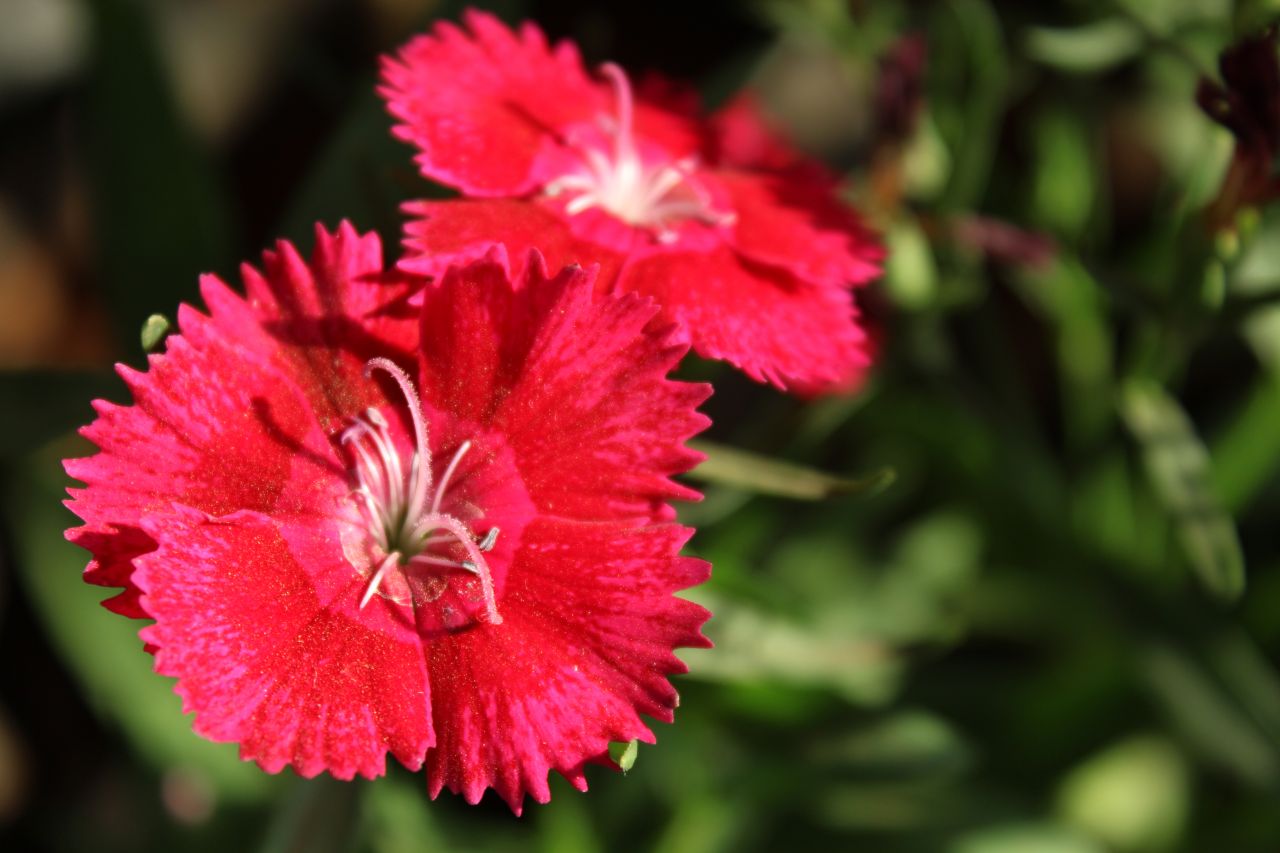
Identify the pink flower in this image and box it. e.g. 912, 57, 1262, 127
64, 223, 711, 812
380, 9, 883, 390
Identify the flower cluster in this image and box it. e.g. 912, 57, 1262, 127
65, 7, 882, 813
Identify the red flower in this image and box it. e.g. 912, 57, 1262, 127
64, 223, 711, 812
380, 9, 883, 391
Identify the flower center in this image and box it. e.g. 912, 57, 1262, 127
544, 62, 733, 240
341, 357, 501, 624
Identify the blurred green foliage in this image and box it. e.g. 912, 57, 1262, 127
4, 0, 1280, 850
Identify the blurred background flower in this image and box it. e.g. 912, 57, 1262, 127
3, 0, 1280, 851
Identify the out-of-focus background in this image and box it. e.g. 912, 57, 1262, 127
3, 0, 1280, 850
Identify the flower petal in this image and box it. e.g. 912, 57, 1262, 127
423, 518, 710, 813
713, 169, 883, 289
417, 251, 709, 522
242, 222, 423, 432
64, 309, 338, 610
135, 506, 434, 779
381, 10, 603, 196
624, 246, 870, 390
381, 11, 701, 197
704, 94, 812, 175
399, 199, 628, 287
65, 224, 418, 613
65, 523, 153, 618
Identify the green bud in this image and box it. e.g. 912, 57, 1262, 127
608, 739, 638, 773
141, 313, 172, 353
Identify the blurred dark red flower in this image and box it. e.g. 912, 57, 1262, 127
64, 223, 711, 812
1197, 26, 1280, 228
380, 9, 883, 391
874, 33, 928, 148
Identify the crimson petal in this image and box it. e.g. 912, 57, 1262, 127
135, 507, 433, 779
424, 518, 710, 813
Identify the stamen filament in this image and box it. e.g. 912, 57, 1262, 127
600, 62, 634, 169
360, 552, 401, 609
543, 61, 732, 232
344, 359, 501, 622
432, 440, 472, 514
361, 410, 406, 515
365, 358, 433, 529
409, 554, 480, 573
417, 513, 503, 624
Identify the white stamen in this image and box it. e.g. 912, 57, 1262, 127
343, 359, 501, 622
419, 512, 502, 625
366, 358, 432, 525
360, 552, 400, 609
432, 440, 471, 514
600, 63, 635, 165
542, 61, 733, 232
410, 554, 479, 573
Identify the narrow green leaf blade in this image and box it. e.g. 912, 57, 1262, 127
687, 440, 895, 501
1024, 19, 1144, 73
1120, 382, 1245, 601
1210, 373, 1280, 511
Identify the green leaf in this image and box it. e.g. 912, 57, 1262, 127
1211, 631, 1280, 746
609, 740, 639, 773
1142, 643, 1279, 786
813, 711, 972, 782
686, 440, 895, 501
902, 112, 953, 202
933, 0, 1009, 211
1024, 20, 1144, 73
1234, 0, 1280, 36
682, 590, 902, 706
1055, 736, 1189, 853
1014, 258, 1114, 447
1211, 373, 1280, 511
1030, 112, 1095, 239
884, 220, 939, 310
1120, 382, 1245, 601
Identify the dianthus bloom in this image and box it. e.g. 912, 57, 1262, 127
381, 9, 883, 390
65, 223, 711, 812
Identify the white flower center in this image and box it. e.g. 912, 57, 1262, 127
341, 357, 501, 623
544, 62, 733, 240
